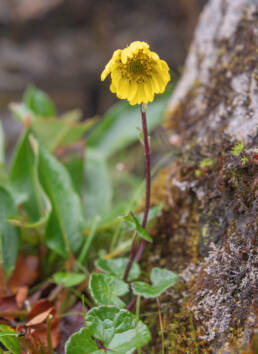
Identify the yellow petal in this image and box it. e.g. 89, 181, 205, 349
101, 60, 112, 81
144, 82, 154, 103
127, 81, 138, 101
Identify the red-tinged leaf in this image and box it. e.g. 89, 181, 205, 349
0, 295, 19, 317
24, 299, 60, 350
8, 253, 39, 293
26, 307, 53, 327
15, 286, 28, 309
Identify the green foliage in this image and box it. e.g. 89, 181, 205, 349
89, 273, 129, 307
0, 324, 20, 354
95, 257, 140, 282
65, 306, 151, 354
123, 211, 153, 242
0, 187, 20, 276
87, 90, 171, 158
23, 85, 56, 117
9, 131, 43, 221
2, 86, 178, 352
132, 268, 179, 299
53, 272, 86, 287
0, 122, 7, 186
232, 141, 245, 156
38, 146, 84, 257
83, 149, 112, 226
199, 158, 216, 168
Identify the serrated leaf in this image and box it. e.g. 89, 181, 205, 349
0, 324, 20, 354
83, 149, 112, 226
85, 306, 151, 353
87, 90, 171, 158
53, 272, 86, 288
132, 267, 179, 299
9, 131, 44, 222
65, 327, 100, 354
89, 273, 128, 308
95, 257, 140, 282
123, 212, 152, 242
0, 187, 20, 277
23, 85, 56, 117
38, 147, 84, 257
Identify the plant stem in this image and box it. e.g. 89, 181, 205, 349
123, 103, 151, 281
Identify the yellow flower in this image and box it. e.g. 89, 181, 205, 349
101, 41, 170, 105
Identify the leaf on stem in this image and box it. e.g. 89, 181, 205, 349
132, 268, 179, 299
89, 273, 129, 308
122, 211, 152, 242
95, 257, 140, 282
65, 306, 151, 354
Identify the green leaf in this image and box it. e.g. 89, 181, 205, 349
87, 90, 171, 158
0, 187, 20, 276
0, 121, 4, 165
64, 154, 84, 196
83, 149, 112, 225
89, 273, 128, 308
53, 272, 86, 288
23, 85, 56, 117
86, 306, 151, 353
38, 146, 84, 257
0, 324, 20, 354
132, 267, 179, 299
137, 203, 163, 225
0, 122, 7, 186
65, 328, 100, 354
9, 131, 43, 221
95, 257, 140, 282
10, 103, 36, 124
123, 212, 152, 242
32, 113, 95, 152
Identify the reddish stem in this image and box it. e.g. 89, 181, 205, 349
123, 103, 151, 282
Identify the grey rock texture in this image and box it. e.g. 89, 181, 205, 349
147, 0, 257, 352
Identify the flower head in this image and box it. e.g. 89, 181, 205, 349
101, 41, 170, 105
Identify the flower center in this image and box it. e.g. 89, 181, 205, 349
129, 59, 144, 74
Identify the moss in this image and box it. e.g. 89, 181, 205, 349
241, 156, 249, 166
144, 13, 258, 353
232, 141, 245, 156
199, 158, 216, 168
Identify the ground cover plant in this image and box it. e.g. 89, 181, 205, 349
0, 42, 179, 353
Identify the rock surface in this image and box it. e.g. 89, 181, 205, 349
147, 0, 257, 352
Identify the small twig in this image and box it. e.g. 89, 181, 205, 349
47, 314, 54, 354
156, 297, 165, 354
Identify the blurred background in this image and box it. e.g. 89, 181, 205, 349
0, 0, 206, 151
